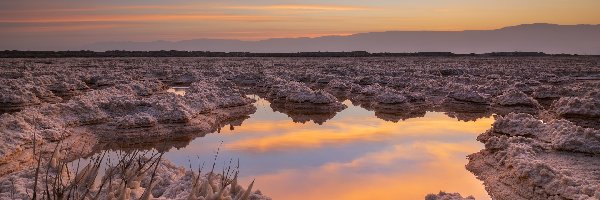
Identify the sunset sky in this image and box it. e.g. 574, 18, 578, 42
1, 0, 599, 50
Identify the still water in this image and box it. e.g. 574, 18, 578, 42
162, 97, 494, 200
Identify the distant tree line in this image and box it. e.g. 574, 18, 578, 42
0, 50, 582, 58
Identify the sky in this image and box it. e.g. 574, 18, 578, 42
1, 0, 600, 50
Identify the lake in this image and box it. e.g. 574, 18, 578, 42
161, 96, 494, 200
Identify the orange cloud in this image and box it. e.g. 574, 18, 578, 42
0, 4, 372, 15
0, 14, 282, 23
0, 5, 186, 13
1, 24, 133, 33
226, 4, 375, 11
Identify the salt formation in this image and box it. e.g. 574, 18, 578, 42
467, 113, 600, 200
1, 56, 596, 139
446, 87, 489, 105
371, 89, 428, 122
259, 79, 346, 124
493, 88, 540, 107
552, 92, 600, 118
531, 85, 563, 100
425, 191, 475, 200
266, 80, 343, 106
550, 91, 600, 128
0, 79, 62, 113
0, 56, 599, 199
324, 79, 351, 92
0, 79, 256, 177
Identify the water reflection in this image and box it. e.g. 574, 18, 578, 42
439, 100, 494, 122
269, 101, 340, 125
163, 98, 494, 200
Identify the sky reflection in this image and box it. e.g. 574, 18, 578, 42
164, 98, 494, 200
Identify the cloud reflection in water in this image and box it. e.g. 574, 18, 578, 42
165, 98, 494, 200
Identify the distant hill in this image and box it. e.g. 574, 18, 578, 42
83, 23, 600, 54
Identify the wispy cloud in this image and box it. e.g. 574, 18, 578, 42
0, 3, 369, 25
0, 4, 202, 13
1, 23, 132, 32
0, 14, 282, 23
225, 4, 375, 11
0, 3, 373, 14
